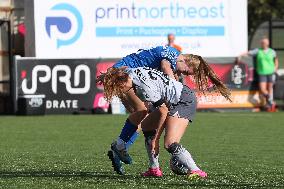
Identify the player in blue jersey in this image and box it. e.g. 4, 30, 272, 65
113, 46, 181, 72
101, 63, 231, 178
97, 46, 193, 175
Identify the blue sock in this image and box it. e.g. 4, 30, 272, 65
125, 132, 139, 150
119, 119, 138, 143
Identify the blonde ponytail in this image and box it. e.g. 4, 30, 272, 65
184, 54, 232, 102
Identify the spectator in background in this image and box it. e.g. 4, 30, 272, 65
167, 33, 182, 52
238, 37, 279, 111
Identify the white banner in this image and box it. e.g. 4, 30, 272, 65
33, 0, 247, 58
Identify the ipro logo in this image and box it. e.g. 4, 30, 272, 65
45, 3, 83, 48
21, 65, 91, 95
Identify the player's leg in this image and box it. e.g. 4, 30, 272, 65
141, 129, 163, 177
109, 88, 147, 168
164, 116, 200, 172
107, 96, 132, 175
258, 75, 269, 108
113, 88, 147, 151
142, 105, 168, 154
267, 74, 274, 106
164, 116, 207, 178
266, 74, 276, 111
164, 86, 207, 178
140, 106, 168, 177
122, 89, 147, 149
164, 116, 188, 148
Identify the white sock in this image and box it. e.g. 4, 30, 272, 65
182, 149, 200, 171
145, 138, 159, 168
168, 143, 200, 171
268, 94, 273, 105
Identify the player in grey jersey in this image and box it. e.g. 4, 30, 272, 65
126, 67, 184, 105
102, 65, 231, 178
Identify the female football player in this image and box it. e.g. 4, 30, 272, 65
101, 57, 231, 178
97, 46, 193, 175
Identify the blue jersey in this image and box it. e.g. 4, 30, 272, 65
113, 46, 181, 71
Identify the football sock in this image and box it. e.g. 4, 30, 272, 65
143, 130, 159, 168
268, 94, 273, 106
116, 119, 138, 150
116, 138, 126, 150
167, 142, 200, 171
125, 131, 139, 150
263, 94, 269, 103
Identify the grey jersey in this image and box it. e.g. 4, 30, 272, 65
126, 67, 183, 104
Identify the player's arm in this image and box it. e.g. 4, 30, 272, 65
174, 73, 180, 81
239, 51, 249, 57
274, 57, 279, 72
161, 59, 175, 79
237, 51, 249, 62
154, 104, 167, 139
237, 49, 258, 62
151, 104, 167, 154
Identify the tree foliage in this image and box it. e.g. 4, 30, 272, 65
248, 0, 284, 42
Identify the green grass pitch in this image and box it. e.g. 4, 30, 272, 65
0, 112, 283, 189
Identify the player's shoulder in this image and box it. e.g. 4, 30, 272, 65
127, 67, 148, 76
251, 48, 259, 53
142, 46, 180, 56
149, 45, 176, 52
147, 45, 166, 52
162, 45, 180, 52
248, 48, 259, 56
269, 48, 277, 56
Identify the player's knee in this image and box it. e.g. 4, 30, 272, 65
165, 142, 183, 154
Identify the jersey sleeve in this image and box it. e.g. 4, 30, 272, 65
271, 49, 277, 58
160, 46, 181, 70
248, 48, 259, 56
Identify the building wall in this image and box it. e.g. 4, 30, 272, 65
0, 0, 11, 94
0, 0, 24, 92
0, 0, 25, 113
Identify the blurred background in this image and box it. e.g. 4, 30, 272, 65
0, 0, 283, 115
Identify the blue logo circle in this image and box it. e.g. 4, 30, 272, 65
45, 3, 83, 48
